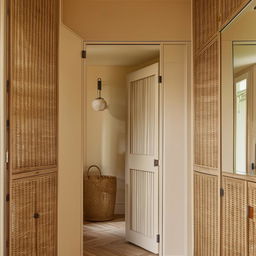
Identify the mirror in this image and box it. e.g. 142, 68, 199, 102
221, 0, 256, 175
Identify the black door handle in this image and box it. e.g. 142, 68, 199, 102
33, 213, 40, 219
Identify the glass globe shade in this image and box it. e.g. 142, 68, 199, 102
91, 98, 107, 111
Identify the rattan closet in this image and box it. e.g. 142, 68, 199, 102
193, 0, 256, 255
7, 0, 59, 255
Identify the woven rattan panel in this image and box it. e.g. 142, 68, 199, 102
36, 173, 57, 255
248, 182, 256, 256
220, 0, 251, 27
194, 172, 219, 256
10, 178, 37, 255
194, 39, 219, 169
222, 176, 247, 256
9, 0, 59, 174
10, 173, 57, 256
193, 0, 219, 53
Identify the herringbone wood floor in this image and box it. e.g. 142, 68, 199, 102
83, 217, 157, 256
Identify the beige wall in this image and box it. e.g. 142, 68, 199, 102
162, 44, 191, 256
58, 24, 84, 256
62, 0, 191, 41
85, 66, 130, 214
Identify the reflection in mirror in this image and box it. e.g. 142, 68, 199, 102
234, 70, 248, 174
221, 0, 256, 175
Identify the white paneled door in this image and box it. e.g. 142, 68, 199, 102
126, 63, 159, 254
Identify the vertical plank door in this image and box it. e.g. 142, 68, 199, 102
126, 63, 159, 254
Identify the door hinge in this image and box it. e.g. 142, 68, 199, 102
81, 50, 86, 59
154, 159, 159, 167
5, 151, 9, 163
6, 0, 10, 17
220, 188, 224, 197
6, 193, 10, 202
6, 120, 10, 129
156, 234, 160, 243
6, 80, 10, 92
158, 75, 162, 83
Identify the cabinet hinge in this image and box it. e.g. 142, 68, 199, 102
156, 234, 160, 243
5, 151, 9, 163
158, 75, 162, 84
154, 159, 159, 167
220, 188, 224, 197
6, 193, 10, 202
81, 50, 86, 59
6, 80, 10, 92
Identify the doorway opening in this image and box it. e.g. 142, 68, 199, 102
83, 44, 161, 256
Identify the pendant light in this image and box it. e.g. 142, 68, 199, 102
91, 78, 107, 111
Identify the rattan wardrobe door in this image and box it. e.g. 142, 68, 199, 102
9, 0, 59, 175
194, 39, 219, 169
36, 173, 57, 256
248, 182, 256, 256
10, 174, 57, 256
220, 0, 251, 27
10, 178, 37, 256
194, 172, 219, 256
222, 177, 247, 256
193, 0, 219, 53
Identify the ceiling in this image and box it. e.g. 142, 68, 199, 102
234, 44, 256, 72
62, 0, 191, 42
86, 45, 160, 66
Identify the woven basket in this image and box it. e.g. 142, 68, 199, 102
84, 165, 117, 221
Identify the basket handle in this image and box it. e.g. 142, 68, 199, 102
87, 165, 102, 177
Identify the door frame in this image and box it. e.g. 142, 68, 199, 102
0, 0, 7, 255
83, 41, 164, 255
83, 41, 192, 256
